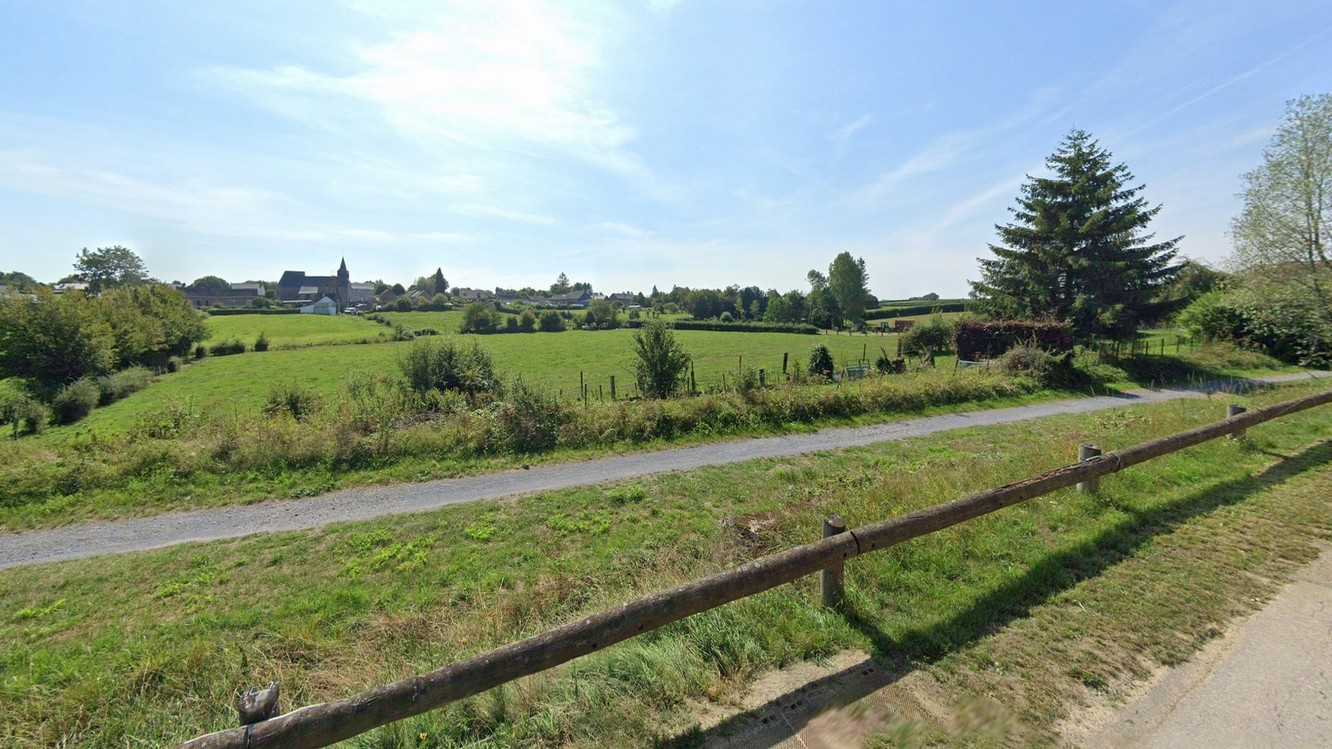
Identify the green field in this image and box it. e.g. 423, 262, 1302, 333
201, 313, 391, 349
67, 328, 916, 434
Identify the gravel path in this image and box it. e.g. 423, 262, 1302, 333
2, 373, 1323, 569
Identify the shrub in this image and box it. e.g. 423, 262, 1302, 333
1, 390, 50, 437
414, 328, 439, 337
998, 344, 1058, 381
208, 339, 246, 356
633, 319, 692, 399
165, 355, 183, 373
504, 316, 520, 333
486, 381, 570, 453
392, 297, 413, 312
953, 320, 1074, 361
253, 332, 270, 352
460, 302, 499, 334
391, 323, 415, 341
52, 378, 100, 424
808, 344, 834, 378
518, 309, 537, 333
899, 314, 954, 355
96, 366, 155, 405
538, 310, 566, 332
719, 311, 734, 323
263, 382, 323, 421
399, 337, 502, 400
193, 345, 207, 359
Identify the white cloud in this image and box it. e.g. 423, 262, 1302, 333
207, 1, 643, 177
451, 203, 561, 225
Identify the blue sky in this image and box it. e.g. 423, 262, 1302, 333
2, 1, 1329, 297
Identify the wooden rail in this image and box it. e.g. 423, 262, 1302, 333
181, 386, 1332, 748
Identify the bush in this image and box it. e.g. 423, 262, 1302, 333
208, 339, 247, 356
460, 302, 499, 334
391, 323, 415, 341
96, 366, 155, 405
504, 316, 520, 333
719, 311, 734, 323
486, 381, 570, 453
193, 345, 207, 360
399, 337, 502, 400
1, 390, 50, 437
253, 332, 270, 352
633, 319, 692, 399
166, 355, 184, 373
538, 310, 566, 332
52, 378, 100, 424
953, 320, 1074, 361
808, 344, 834, 377
518, 309, 537, 333
998, 344, 1058, 381
392, 297, 413, 312
899, 314, 954, 355
263, 382, 323, 421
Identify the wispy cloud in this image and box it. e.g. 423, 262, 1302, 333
451, 203, 560, 226
206, 1, 644, 179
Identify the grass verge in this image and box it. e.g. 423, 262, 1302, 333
1, 380, 1329, 747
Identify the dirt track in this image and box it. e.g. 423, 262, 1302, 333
1, 374, 1323, 569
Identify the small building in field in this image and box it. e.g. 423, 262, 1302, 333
299, 296, 338, 316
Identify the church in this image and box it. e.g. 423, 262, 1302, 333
276, 259, 366, 309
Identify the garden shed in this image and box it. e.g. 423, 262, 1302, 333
299, 296, 338, 316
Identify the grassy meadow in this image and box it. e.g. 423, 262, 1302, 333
68, 326, 918, 435
3, 379, 1330, 746
201, 313, 393, 349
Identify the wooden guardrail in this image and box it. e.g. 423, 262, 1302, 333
180, 386, 1332, 748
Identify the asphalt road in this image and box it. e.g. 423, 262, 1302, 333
1, 373, 1324, 570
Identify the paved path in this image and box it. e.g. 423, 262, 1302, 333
1, 373, 1324, 570
1078, 546, 1332, 748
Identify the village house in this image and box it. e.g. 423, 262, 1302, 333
277, 259, 352, 309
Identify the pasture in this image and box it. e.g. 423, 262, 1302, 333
201, 312, 391, 348
68, 326, 918, 434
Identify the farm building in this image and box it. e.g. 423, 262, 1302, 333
278, 258, 351, 308
299, 296, 338, 316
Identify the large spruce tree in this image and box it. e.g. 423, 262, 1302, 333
970, 130, 1181, 341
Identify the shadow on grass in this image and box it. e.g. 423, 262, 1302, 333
660, 439, 1332, 748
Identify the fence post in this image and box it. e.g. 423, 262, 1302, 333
609, 375, 616, 401
821, 515, 846, 610
759, 368, 765, 388
1228, 404, 1247, 439
1077, 444, 1101, 493
782, 352, 789, 375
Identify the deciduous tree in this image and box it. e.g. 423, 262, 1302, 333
73, 245, 149, 293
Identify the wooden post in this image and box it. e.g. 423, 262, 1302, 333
782, 352, 789, 374
820, 515, 846, 610
609, 375, 616, 401
759, 369, 765, 388
690, 362, 696, 393
1077, 444, 1101, 493
1228, 404, 1247, 439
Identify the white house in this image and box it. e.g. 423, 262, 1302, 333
299, 296, 339, 316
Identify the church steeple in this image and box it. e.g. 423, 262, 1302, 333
337, 257, 349, 279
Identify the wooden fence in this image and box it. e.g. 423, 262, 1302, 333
180, 385, 1332, 749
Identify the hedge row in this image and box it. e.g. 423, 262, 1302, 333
864, 302, 966, 320
672, 320, 820, 334
205, 308, 298, 316
954, 320, 1074, 361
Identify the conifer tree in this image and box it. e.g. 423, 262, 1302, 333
970, 130, 1181, 341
